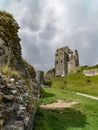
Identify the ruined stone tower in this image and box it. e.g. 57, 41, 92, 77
55, 46, 79, 77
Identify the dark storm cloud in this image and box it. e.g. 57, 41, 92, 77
0, 0, 98, 70
21, 31, 54, 70
19, 0, 43, 32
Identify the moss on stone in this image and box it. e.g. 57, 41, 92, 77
23, 59, 36, 79
0, 11, 13, 18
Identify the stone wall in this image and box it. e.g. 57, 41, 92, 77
55, 50, 68, 77
68, 60, 76, 73
83, 69, 98, 76
0, 11, 40, 130
0, 12, 24, 72
44, 68, 55, 81
68, 50, 79, 73
36, 70, 44, 85
0, 74, 39, 130
55, 46, 79, 76
23, 60, 36, 80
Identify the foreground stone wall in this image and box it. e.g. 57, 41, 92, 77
0, 74, 39, 130
0, 12, 24, 72
0, 11, 40, 130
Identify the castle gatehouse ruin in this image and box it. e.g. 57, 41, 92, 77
55, 46, 79, 77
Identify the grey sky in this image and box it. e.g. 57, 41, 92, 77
0, 0, 98, 71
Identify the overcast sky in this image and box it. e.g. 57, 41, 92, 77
0, 0, 98, 71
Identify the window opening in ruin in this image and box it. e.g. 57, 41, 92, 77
69, 54, 71, 58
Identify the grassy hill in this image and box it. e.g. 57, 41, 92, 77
47, 73, 98, 96
34, 88, 98, 130
34, 68, 98, 130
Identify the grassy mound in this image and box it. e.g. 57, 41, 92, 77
34, 88, 98, 130
34, 66, 98, 130
47, 73, 98, 96
34, 107, 86, 130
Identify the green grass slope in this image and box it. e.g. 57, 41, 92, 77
34, 88, 98, 130
48, 73, 98, 96
34, 70, 98, 130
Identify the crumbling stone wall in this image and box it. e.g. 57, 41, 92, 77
23, 60, 36, 80
83, 69, 98, 76
36, 70, 44, 85
0, 74, 39, 130
44, 68, 55, 81
0, 11, 40, 130
55, 46, 79, 76
68, 50, 79, 73
0, 12, 24, 71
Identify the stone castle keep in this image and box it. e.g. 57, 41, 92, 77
45, 46, 79, 81
55, 46, 79, 76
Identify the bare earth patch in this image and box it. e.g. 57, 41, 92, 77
40, 100, 77, 109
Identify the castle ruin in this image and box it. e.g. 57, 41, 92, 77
55, 46, 79, 77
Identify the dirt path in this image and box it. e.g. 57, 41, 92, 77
40, 91, 98, 109
76, 92, 98, 100
40, 100, 77, 109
